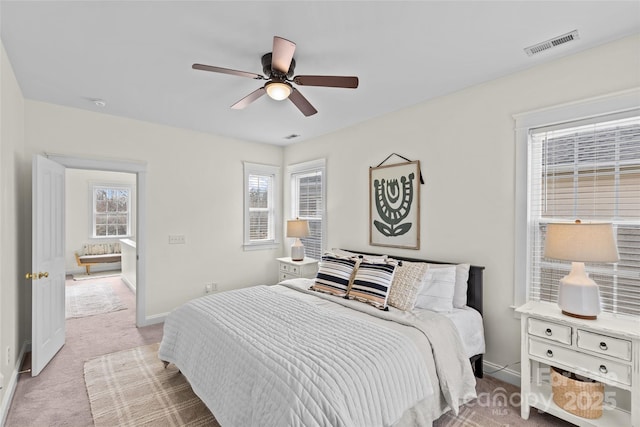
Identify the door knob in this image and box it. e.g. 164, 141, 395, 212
25, 272, 37, 280
38, 272, 49, 279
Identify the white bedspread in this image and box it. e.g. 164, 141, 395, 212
159, 282, 476, 427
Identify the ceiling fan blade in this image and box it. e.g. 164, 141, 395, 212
193, 64, 264, 80
271, 36, 296, 74
231, 87, 266, 109
288, 88, 317, 117
293, 75, 359, 88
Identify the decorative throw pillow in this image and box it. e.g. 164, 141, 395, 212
347, 261, 396, 310
387, 260, 429, 311
428, 263, 470, 308
310, 256, 359, 297
413, 265, 456, 312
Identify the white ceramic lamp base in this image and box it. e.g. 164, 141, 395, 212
291, 238, 305, 261
557, 262, 601, 320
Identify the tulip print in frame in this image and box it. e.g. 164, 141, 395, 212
369, 160, 420, 249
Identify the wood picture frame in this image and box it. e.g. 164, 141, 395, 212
369, 160, 420, 249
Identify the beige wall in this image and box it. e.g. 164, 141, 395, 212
65, 169, 136, 273
284, 34, 640, 379
23, 101, 283, 318
0, 41, 26, 418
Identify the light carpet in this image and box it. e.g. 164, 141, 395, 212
72, 270, 121, 280
66, 281, 127, 319
85, 343, 219, 427
84, 343, 573, 427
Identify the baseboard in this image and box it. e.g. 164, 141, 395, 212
121, 275, 136, 293
0, 341, 30, 426
142, 312, 168, 327
483, 359, 521, 387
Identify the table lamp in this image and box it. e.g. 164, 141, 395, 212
544, 220, 619, 319
287, 219, 310, 261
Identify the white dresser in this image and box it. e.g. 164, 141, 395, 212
276, 257, 318, 281
517, 301, 640, 427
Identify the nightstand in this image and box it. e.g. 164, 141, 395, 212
517, 301, 640, 427
276, 257, 318, 281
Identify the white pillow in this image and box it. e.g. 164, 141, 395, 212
428, 263, 470, 309
413, 265, 456, 312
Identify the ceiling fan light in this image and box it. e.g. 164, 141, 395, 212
265, 81, 292, 101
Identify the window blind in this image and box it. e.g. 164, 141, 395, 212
294, 170, 323, 260
528, 112, 640, 316
248, 174, 273, 241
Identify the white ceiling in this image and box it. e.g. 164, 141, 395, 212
2, 1, 639, 146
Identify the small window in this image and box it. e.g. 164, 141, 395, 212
244, 162, 280, 249
92, 184, 131, 238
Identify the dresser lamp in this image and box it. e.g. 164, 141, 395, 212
544, 220, 619, 320
286, 219, 310, 261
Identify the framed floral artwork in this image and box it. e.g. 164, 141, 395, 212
369, 160, 420, 249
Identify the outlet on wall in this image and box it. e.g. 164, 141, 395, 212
204, 283, 218, 294
168, 234, 186, 244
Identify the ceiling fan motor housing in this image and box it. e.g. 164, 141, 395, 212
261, 53, 296, 79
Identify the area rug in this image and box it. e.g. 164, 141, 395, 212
84, 343, 218, 427
72, 270, 121, 281
66, 282, 127, 319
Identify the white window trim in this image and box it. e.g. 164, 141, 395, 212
243, 162, 281, 250
287, 159, 327, 256
90, 182, 132, 239
513, 88, 640, 310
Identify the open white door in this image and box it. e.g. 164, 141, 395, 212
30, 155, 66, 376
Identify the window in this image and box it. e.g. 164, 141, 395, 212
289, 159, 326, 260
92, 184, 131, 238
515, 90, 640, 317
244, 162, 280, 249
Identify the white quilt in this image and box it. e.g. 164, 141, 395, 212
159, 283, 476, 427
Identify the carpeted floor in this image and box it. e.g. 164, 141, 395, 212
5, 276, 164, 427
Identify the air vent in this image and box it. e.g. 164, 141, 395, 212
524, 30, 579, 56
284, 134, 300, 140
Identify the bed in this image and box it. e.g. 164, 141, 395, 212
159, 251, 485, 426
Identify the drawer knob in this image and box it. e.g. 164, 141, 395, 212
599, 365, 608, 374
599, 342, 608, 351
545, 328, 552, 336
546, 349, 553, 357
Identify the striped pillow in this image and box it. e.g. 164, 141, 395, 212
348, 262, 396, 310
310, 256, 359, 296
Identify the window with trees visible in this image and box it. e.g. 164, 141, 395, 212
92, 184, 131, 238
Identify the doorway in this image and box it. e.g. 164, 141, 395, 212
65, 169, 136, 321
46, 154, 148, 327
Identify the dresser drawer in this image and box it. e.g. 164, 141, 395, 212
528, 318, 572, 345
577, 329, 631, 361
529, 338, 631, 386
280, 272, 299, 281
280, 262, 301, 276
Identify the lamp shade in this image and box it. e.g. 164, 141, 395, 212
544, 221, 619, 263
286, 219, 310, 238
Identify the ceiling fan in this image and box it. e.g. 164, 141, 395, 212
192, 36, 359, 117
